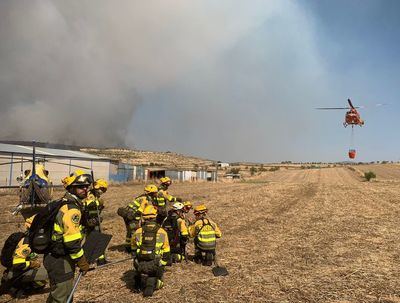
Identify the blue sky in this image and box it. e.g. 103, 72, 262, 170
1, 1, 399, 163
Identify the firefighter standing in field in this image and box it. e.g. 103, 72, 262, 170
189, 204, 222, 266
118, 184, 158, 253
43, 170, 91, 303
162, 202, 189, 264
131, 205, 170, 297
82, 178, 108, 265
155, 177, 183, 223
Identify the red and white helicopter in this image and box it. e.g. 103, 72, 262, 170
316, 98, 364, 128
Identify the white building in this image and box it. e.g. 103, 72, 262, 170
0, 143, 111, 187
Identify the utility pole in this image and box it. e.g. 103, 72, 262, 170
215, 161, 218, 183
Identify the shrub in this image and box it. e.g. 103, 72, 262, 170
269, 166, 280, 172
364, 171, 376, 181
229, 167, 240, 174
250, 166, 257, 176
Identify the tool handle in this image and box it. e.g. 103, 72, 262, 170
66, 272, 83, 303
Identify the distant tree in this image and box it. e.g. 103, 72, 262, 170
250, 166, 257, 176
259, 164, 266, 171
229, 167, 240, 174
364, 171, 376, 181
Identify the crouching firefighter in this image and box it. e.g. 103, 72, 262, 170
0, 225, 47, 298
118, 184, 158, 253
83, 178, 108, 265
162, 202, 189, 264
34, 170, 91, 303
189, 204, 222, 266
131, 205, 170, 297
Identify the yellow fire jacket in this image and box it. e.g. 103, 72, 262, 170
51, 193, 85, 260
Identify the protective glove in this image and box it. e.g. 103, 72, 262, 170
126, 210, 136, 221
87, 217, 99, 227
76, 255, 90, 275
29, 259, 41, 269
176, 197, 183, 202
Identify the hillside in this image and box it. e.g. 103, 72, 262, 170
81, 148, 216, 169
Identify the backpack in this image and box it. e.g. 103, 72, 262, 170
137, 223, 160, 262
196, 219, 216, 251
28, 199, 69, 254
162, 213, 179, 247
0, 232, 26, 268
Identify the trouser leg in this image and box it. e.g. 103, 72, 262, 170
46, 279, 73, 303
125, 220, 138, 252
205, 251, 214, 266
44, 254, 75, 303
194, 246, 203, 264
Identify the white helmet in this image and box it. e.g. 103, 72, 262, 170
172, 202, 184, 211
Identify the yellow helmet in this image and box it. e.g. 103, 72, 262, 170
94, 179, 108, 191
142, 205, 157, 219
62, 170, 92, 189
160, 177, 172, 185
183, 201, 192, 208
194, 204, 208, 215
144, 184, 158, 194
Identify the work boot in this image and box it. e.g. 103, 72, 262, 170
204, 253, 213, 266
143, 285, 154, 297
125, 246, 132, 254
143, 277, 156, 297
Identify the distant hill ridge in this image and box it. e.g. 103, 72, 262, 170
81, 147, 216, 169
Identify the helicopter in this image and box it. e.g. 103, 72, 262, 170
0, 142, 92, 217
316, 98, 364, 128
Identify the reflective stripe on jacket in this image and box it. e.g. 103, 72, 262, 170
83, 193, 103, 218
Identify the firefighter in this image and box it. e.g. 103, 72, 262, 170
182, 201, 194, 225
43, 170, 91, 303
155, 177, 183, 223
131, 205, 170, 297
189, 204, 222, 266
83, 178, 108, 265
183, 201, 193, 214
118, 184, 158, 253
0, 218, 47, 298
162, 202, 189, 264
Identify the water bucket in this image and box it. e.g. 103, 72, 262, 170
348, 149, 356, 159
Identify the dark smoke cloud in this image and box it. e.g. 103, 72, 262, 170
1, 1, 334, 161
0, 1, 140, 146
0, 0, 274, 147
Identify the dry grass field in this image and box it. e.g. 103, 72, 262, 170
1, 166, 400, 302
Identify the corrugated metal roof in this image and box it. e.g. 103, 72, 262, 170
0, 143, 109, 161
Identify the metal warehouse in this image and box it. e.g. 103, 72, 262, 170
0, 143, 111, 187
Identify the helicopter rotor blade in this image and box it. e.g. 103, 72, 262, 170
315, 107, 350, 110
347, 98, 356, 109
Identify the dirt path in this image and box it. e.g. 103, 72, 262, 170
1, 167, 400, 302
